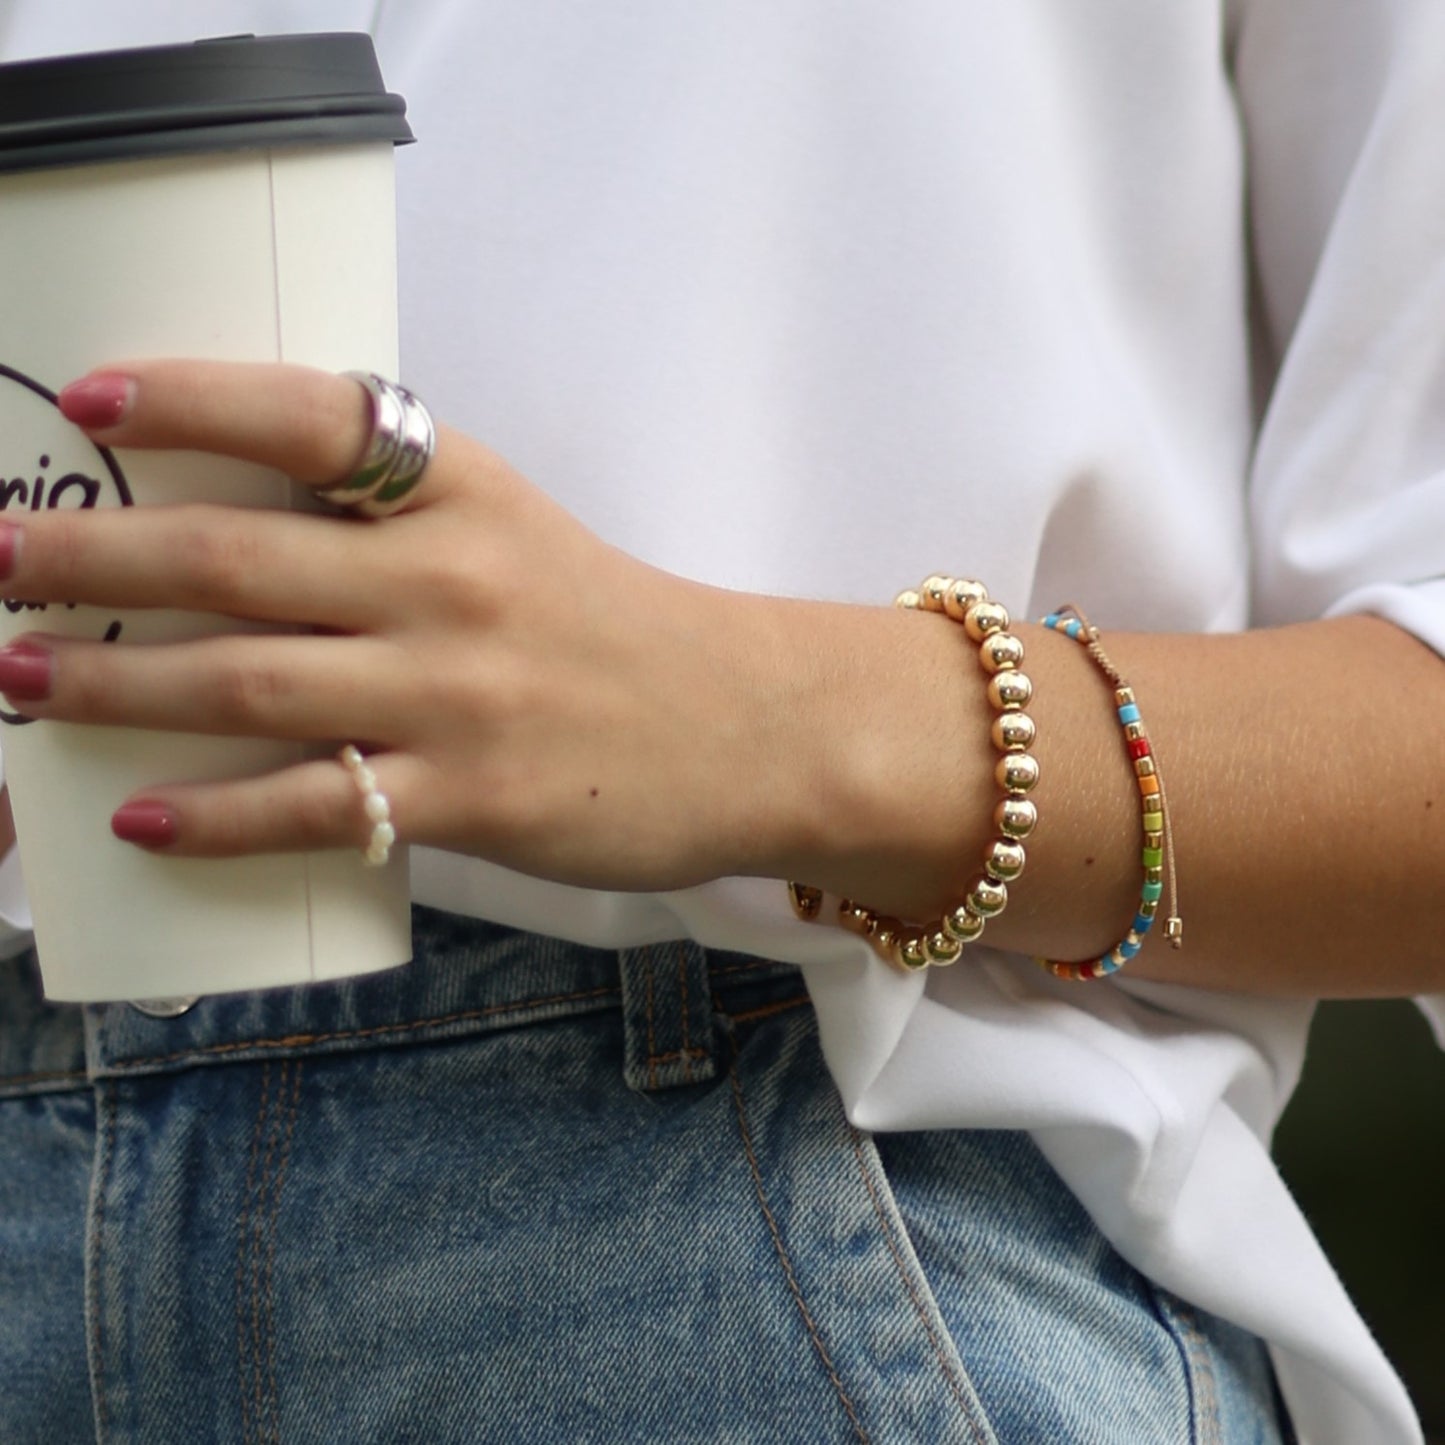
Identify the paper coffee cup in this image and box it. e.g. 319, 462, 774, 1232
0, 34, 416, 1001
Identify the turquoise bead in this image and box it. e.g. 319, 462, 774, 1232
1118, 703, 1142, 725
1142, 880, 1164, 902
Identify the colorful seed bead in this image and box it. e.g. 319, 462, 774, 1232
1035, 605, 1181, 982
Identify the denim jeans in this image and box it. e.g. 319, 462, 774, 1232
0, 907, 1291, 1443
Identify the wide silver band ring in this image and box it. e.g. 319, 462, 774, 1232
316, 372, 437, 518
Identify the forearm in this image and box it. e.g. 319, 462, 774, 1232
745, 600, 1444, 997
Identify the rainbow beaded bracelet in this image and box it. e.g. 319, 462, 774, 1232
1038, 606, 1182, 980
787, 576, 1037, 973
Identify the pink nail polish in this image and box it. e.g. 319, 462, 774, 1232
0, 643, 53, 701
111, 801, 179, 849
0, 521, 20, 581
58, 373, 136, 430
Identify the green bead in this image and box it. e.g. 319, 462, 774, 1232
1142, 846, 1164, 868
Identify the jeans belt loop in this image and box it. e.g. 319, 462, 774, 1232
616, 940, 717, 1092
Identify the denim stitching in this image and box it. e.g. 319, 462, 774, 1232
238, 1062, 274, 1445
847, 1127, 994, 1443
88, 1081, 117, 1445
102, 986, 621, 1072
677, 945, 694, 1084
1175, 1298, 1223, 1445
708, 959, 789, 978
644, 950, 658, 1090
724, 995, 811, 1027
0, 1067, 88, 1089
727, 1062, 871, 1444
264, 1061, 304, 1445
643, 1047, 711, 1067
253, 1062, 295, 1442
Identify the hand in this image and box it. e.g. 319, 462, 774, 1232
0, 359, 815, 892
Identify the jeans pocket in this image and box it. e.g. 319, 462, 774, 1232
870, 1127, 1287, 1445
723, 1002, 999, 1444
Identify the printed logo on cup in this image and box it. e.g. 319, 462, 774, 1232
0, 363, 131, 725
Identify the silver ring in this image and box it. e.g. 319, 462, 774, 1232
317, 372, 436, 517
339, 744, 396, 867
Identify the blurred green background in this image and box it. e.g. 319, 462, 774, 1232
1273, 998, 1445, 1438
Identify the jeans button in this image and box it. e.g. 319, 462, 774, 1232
129, 996, 201, 1019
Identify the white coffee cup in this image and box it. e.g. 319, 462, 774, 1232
0, 34, 416, 1001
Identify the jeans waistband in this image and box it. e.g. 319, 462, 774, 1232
0, 907, 800, 1098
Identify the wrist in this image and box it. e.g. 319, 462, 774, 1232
741, 595, 999, 921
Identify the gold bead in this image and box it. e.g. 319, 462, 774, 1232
1115, 686, 1135, 707
995, 752, 1040, 795
1138, 900, 1158, 918
920, 576, 953, 612
894, 589, 922, 610
1165, 917, 1184, 948
787, 882, 825, 921
995, 797, 1038, 839
1125, 722, 1146, 741
869, 916, 903, 958
1145, 867, 1163, 885
1144, 831, 1163, 850
943, 578, 990, 621
839, 901, 875, 936
943, 906, 986, 942
1135, 756, 1156, 778
924, 931, 964, 966
965, 601, 1011, 642
981, 632, 1026, 673
968, 876, 1009, 917
987, 670, 1034, 710
985, 839, 1027, 882
991, 711, 1037, 752
898, 930, 931, 971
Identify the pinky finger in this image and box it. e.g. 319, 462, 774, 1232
110, 750, 413, 860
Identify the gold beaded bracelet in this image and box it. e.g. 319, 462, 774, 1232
787, 576, 1038, 973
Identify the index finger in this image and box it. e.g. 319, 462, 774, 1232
57, 359, 458, 510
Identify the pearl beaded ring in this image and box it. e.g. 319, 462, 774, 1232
339, 744, 397, 867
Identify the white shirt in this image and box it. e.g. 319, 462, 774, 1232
3, 4, 1442, 1441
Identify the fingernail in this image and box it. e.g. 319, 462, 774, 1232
0, 642, 53, 701
58, 372, 136, 431
0, 521, 20, 581
111, 800, 179, 850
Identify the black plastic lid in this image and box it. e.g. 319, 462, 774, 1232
0, 33, 413, 175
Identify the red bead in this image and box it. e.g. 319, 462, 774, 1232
1078, 960, 1100, 981
1128, 737, 1152, 760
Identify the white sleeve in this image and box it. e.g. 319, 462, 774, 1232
1239, 0, 1445, 647
1231, 1, 1445, 1034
